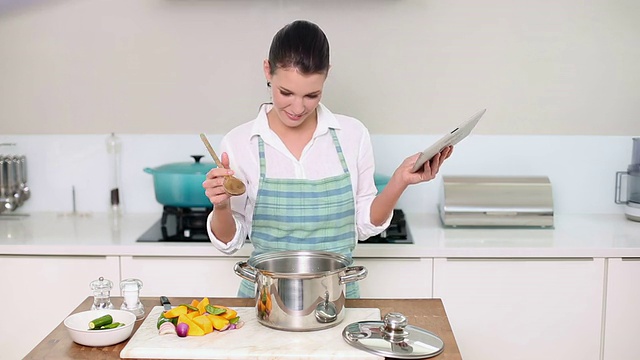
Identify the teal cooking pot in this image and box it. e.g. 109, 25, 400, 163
374, 173, 391, 194
144, 155, 216, 208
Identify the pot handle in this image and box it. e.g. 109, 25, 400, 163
339, 265, 368, 284
234, 261, 257, 283
143, 167, 154, 174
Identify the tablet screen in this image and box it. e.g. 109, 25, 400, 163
410, 109, 486, 173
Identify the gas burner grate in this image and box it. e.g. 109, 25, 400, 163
359, 209, 413, 244
137, 207, 412, 244
137, 206, 212, 242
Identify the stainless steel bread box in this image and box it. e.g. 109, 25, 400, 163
439, 176, 554, 228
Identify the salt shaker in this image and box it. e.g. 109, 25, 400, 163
90, 276, 115, 310
120, 278, 144, 319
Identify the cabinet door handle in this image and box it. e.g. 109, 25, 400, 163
444, 257, 595, 262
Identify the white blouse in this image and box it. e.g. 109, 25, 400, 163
207, 103, 392, 254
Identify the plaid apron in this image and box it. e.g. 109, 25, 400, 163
238, 129, 359, 298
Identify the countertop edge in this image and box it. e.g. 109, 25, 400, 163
1, 212, 640, 258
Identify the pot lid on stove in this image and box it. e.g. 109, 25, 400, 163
146, 155, 216, 175
342, 312, 444, 359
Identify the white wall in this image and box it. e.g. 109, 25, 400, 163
1, 0, 639, 135
0, 133, 635, 215
1, 1, 638, 216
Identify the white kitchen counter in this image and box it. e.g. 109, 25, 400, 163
1, 212, 639, 258
2, 211, 640, 360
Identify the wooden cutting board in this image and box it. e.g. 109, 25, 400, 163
120, 306, 383, 360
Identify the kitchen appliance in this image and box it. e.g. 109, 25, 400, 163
137, 206, 212, 242
439, 175, 554, 228
234, 250, 368, 331
120, 306, 383, 359
615, 137, 640, 221
359, 209, 413, 244
136, 207, 413, 244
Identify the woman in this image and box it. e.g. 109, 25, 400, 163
203, 20, 452, 298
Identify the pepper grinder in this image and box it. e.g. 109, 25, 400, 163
90, 276, 115, 310
120, 278, 145, 319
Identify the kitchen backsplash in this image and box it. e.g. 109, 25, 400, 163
0, 134, 634, 215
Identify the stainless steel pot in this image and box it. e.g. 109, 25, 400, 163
234, 250, 368, 331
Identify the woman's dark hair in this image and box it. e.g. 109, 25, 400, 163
268, 20, 330, 76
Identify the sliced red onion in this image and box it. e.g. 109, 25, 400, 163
159, 322, 177, 335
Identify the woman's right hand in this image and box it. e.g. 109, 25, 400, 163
202, 152, 235, 207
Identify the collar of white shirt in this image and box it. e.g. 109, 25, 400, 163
249, 103, 342, 145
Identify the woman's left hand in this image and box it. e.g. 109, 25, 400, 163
396, 146, 454, 185
372, 146, 453, 224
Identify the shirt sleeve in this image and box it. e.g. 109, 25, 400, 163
356, 200, 393, 240
351, 125, 393, 240
206, 210, 247, 254
205, 133, 250, 254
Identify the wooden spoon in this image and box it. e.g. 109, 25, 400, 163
199, 133, 246, 196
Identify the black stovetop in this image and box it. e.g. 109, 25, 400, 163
358, 209, 413, 244
137, 207, 412, 244
137, 206, 211, 243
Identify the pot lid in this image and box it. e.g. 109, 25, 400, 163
150, 155, 216, 174
342, 312, 444, 359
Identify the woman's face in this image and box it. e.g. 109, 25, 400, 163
264, 61, 326, 129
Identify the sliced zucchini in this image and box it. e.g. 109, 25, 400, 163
88, 314, 113, 329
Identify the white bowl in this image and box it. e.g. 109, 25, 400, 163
63, 309, 136, 347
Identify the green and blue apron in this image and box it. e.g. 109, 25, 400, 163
238, 128, 359, 298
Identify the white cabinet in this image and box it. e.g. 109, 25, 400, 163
120, 256, 244, 298
603, 258, 640, 360
355, 258, 432, 298
433, 258, 605, 360
120, 256, 432, 300
0, 255, 120, 360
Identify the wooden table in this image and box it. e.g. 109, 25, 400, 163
25, 297, 462, 360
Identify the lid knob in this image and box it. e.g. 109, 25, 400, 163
191, 155, 204, 163
381, 312, 409, 341
383, 312, 407, 330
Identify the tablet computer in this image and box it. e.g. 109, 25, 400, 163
410, 108, 486, 173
